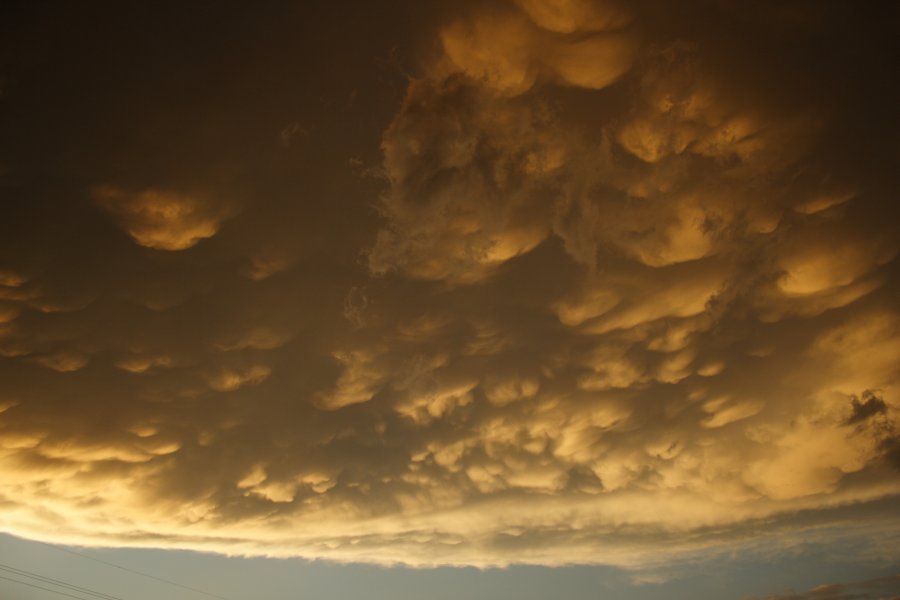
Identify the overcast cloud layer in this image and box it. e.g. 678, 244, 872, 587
0, 0, 898, 569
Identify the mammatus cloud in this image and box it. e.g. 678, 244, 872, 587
438, 4, 637, 96
93, 185, 234, 251
0, 0, 898, 572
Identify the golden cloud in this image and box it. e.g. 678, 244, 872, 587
0, 0, 897, 573
94, 185, 233, 251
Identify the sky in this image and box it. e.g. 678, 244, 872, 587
0, 1, 898, 599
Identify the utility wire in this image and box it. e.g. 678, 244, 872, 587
43, 542, 234, 600
0, 563, 123, 600
0, 573, 96, 600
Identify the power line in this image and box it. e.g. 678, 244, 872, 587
43, 543, 234, 600
0, 563, 123, 600
0, 573, 96, 600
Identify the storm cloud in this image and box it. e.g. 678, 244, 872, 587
0, 0, 898, 570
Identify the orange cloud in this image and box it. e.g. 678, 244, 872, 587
94, 185, 232, 250
0, 0, 896, 575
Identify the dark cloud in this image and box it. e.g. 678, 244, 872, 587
847, 390, 888, 425
0, 0, 898, 569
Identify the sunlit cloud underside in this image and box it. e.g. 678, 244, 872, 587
0, 0, 898, 569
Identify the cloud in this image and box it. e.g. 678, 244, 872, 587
368, 0, 638, 283
315, 348, 386, 409
93, 185, 233, 251
511, 0, 632, 34
754, 575, 900, 600
30, 351, 89, 372
0, 270, 27, 287
0, 0, 897, 574
205, 364, 271, 392
846, 390, 888, 425
367, 77, 564, 283
439, 8, 637, 95
239, 244, 294, 281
